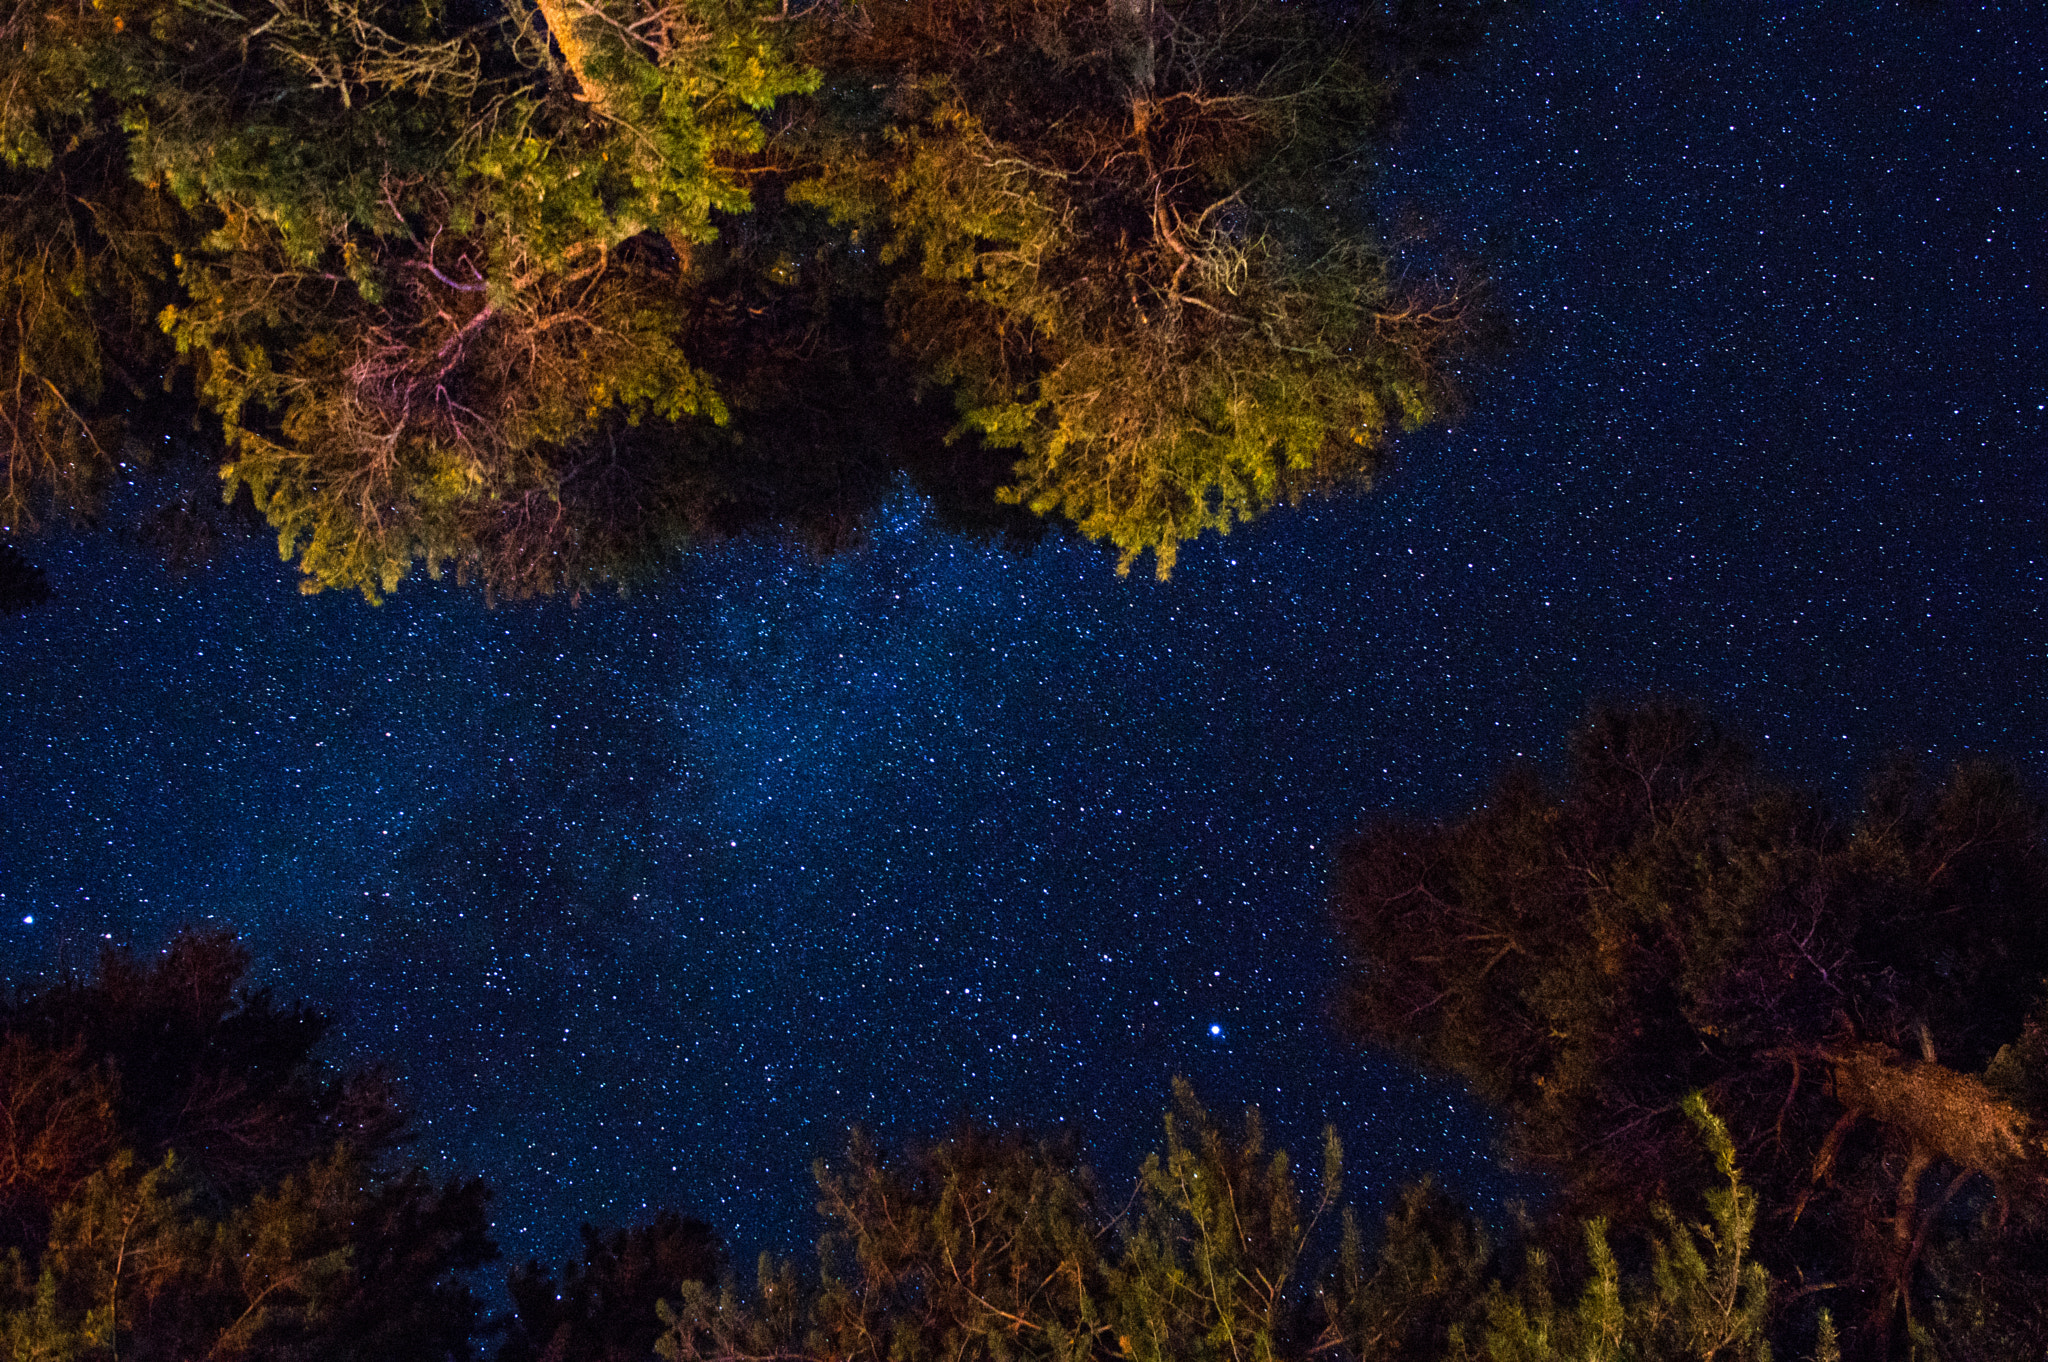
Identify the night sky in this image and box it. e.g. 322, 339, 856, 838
1, 1, 2040, 1279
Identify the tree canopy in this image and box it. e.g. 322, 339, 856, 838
650, 1080, 1846, 1362
0, 929, 497, 1360
0, 0, 1492, 600
1331, 703, 2048, 1360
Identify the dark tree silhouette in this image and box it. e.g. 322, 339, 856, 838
0, 540, 51, 613
0, 929, 497, 1360
1331, 702, 2048, 1359
503, 1211, 725, 1362
2, 930, 404, 1219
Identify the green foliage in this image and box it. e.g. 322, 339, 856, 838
659, 1081, 1523, 1362
645, 1084, 1926, 1362
0, 1141, 495, 1361
165, 0, 814, 600
1653, 1096, 1774, 1361
0, 144, 185, 532
661, 1124, 1113, 1362
1320, 1181, 1496, 1362
791, 0, 1476, 577
1107, 1084, 1338, 1362
1461, 1098, 1779, 1362
2, 0, 819, 598
0, 0, 1491, 596
7, 1149, 198, 1362
182, 225, 728, 601
519, 0, 819, 250
658, 1083, 1398, 1362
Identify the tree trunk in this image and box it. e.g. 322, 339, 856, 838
530, 0, 622, 121
1824, 1041, 2044, 1189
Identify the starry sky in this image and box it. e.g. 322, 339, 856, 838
0, 0, 2040, 1276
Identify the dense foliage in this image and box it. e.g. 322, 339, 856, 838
0, 0, 1492, 600
0, 930, 496, 1360
648, 1081, 1848, 1362
786, 0, 1477, 577
1332, 703, 2048, 1360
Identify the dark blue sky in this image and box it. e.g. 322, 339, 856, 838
1, 1, 2039, 1274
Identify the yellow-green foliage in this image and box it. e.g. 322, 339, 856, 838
1, 0, 1478, 593
1467, 1097, 1778, 1362
3, 1152, 193, 1362
659, 1081, 1355, 1362
1, 0, 813, 597
179, 239, 724, 601
788, 0, 1467, 577
1106, 1084, 1336, 1362
473, 0, 818, 264
0, 132, 183, 530
0, 1148, 371, 1361
0, 223, 122, 530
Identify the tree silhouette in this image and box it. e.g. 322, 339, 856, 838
0, 929, 496, 1360
0, 540, 52, 613
1331, 703, 2048, 1358
503, 1211, 726, 1362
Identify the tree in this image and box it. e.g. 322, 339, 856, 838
788, 0, 1483, 577
656, 1081, 1517, 1362
0, 0, 1496, 599
502, 1211, 726, 1362
16, 921, 2008, 1361
645, 1081, 1890, 1362
1330, 703, 2048, 1359
0, 929, 497, 1360
161, 0, 817, 601
1465, 1096, 1778, 1362
1, 0, 816, 599
657, 1085, 1335, 1362
0, 1037, 116, 1254
2, 930, 404, 1223
0, 93, 188, 535
0, 540, 52, 613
